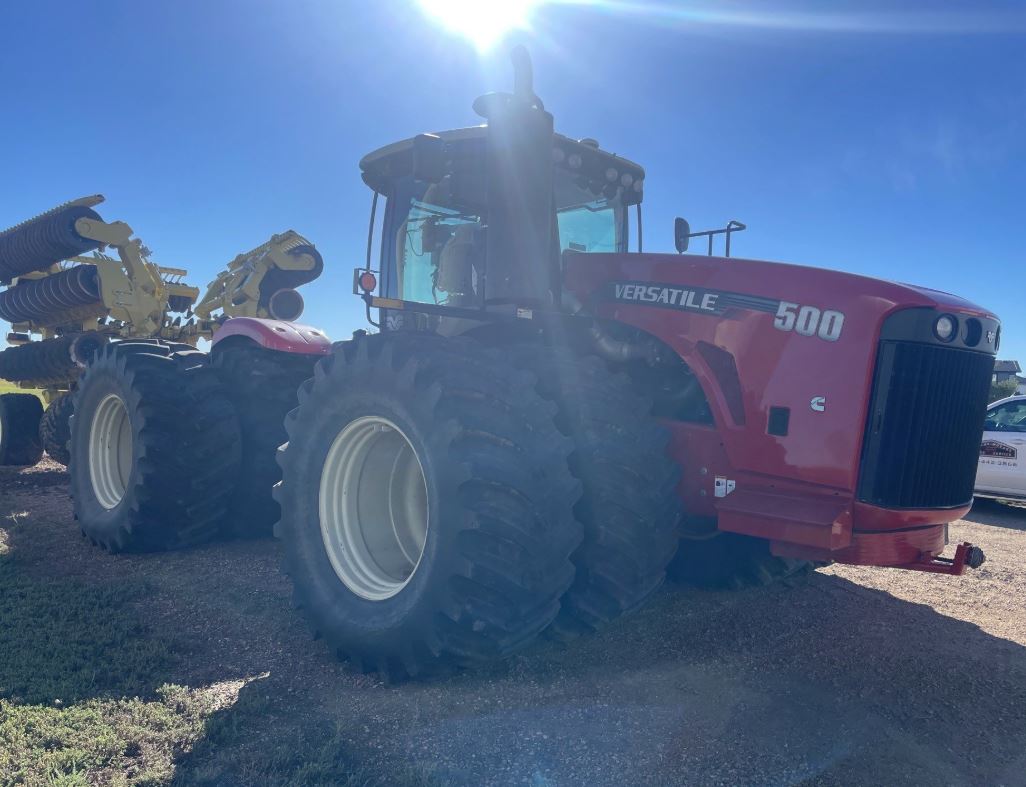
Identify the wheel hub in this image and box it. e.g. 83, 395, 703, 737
318, 415, 429, 601
88, 393, 133, 509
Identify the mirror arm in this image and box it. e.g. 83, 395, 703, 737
676, 219, 747, 258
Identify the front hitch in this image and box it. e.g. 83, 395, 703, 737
897, 542, 986, 576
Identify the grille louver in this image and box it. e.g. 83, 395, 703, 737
857, 341, 994, 509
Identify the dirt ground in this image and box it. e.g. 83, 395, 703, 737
3, 461, 1026, 786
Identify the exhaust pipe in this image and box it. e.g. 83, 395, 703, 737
561, 290, 658, 364
511, 45, 543, 109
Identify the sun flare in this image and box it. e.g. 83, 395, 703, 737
415, 0, 543, 51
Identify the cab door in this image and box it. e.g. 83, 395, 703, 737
977, 398, 1026, 497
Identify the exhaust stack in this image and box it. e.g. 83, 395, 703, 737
473, 46, 556, 307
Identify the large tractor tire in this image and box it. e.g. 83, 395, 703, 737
668, 531, 813, 589
0, 393, 44, 466
514, 348, 682, 639
211, 341, 319, 538
69, 341, 242, 552
275, 332, 582, 679
39, 393, 74, 466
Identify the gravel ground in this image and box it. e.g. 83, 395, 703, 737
3, 460, 1026, 786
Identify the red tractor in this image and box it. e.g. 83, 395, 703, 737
71, 48, 996, 679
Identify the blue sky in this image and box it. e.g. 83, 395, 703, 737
2, 0, 1024, 362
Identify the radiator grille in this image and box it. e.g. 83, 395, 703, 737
857, 341, 994, 509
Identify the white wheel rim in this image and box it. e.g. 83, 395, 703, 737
319, 415, 429, 601
89, 393, 133, 510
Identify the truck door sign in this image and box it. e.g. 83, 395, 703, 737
981, 440, 1017, 460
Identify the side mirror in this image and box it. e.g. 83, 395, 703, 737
412, 133, 447, 183
674, 217, 691, 253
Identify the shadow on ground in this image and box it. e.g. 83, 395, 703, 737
965, 497, 1026, 531
172, 569, 1026, 785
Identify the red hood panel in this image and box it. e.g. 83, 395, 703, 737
564, 252, 996, 493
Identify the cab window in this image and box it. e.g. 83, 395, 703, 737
984, 400, 1026, 432
558, 202, 618, 254
390, 179, 484, 307
554, 169, 627, 254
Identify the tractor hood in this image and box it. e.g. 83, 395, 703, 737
563, 251, 999, 495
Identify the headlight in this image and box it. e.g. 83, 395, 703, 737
934, 314, 958, 342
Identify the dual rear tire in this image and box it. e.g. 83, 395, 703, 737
69, 341, 241, 552
275, 333, 684, 677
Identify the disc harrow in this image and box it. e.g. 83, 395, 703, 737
0, 264, 102, 324
0, 204, 104, 282
0, 332, 108, 385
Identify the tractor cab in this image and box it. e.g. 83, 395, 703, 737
357, 49, 644, 328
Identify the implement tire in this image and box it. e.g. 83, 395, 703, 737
0, 393, 44, 466
212, 341, 319, 538
668, 532, 813, 589
514, 348, 682, 639
69, 341, 242, 552
40, 393, 74, 466
275, 332, 582, 680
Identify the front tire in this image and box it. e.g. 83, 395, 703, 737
275, 333, 582, 679
69, 341, 242, 552
0, 393, 44, 466
668, 531, 813, 589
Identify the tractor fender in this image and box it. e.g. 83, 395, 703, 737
211, 317, 332, 355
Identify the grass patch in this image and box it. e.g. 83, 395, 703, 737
0, 379, 43, 400
0, 686, 222, 786
0, 561, 173, 705
0, 527, 417, 785
0, 553, 220, 785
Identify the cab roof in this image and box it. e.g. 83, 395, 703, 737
359, 126, 646, 198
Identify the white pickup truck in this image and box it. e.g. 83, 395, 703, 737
976, 395, 1026, 501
